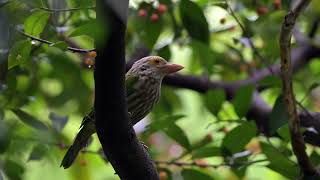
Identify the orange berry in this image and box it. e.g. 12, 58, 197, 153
87, 51, 97, 58
150, 13, 159, 22
84, 58, 95, 66
157, 4, 168, 14
223, 127, 229, 133
138, 9, 147, 17
220, 17, 226, 24
159, 171, 168, 180
256, 6, 269, 15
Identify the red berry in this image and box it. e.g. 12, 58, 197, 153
87, 51, 97, 58
256, 6, 269, 15
273, 0, 281, 10
157, 4, 168, 14
138, 9, 147, 17
150, 13, 159, 23
159, 171, 168, 180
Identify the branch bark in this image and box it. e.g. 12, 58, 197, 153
94, 1, 159, 179
279, 0, 316, 176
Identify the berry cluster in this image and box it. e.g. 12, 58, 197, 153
137, 3, 168, 23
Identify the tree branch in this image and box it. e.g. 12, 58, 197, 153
279, 0, 316, 176
94, 1, 158, 179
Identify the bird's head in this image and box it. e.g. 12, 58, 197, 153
129, 56, 184, 79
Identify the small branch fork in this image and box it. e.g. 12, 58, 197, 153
279, 0, 317, 176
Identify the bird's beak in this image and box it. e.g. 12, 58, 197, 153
161, 63, 184, 74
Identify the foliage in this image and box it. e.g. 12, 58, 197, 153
0, 0, 320, 179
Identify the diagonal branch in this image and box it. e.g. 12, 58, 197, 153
279, 0, 316, 176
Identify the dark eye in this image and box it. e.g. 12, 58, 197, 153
154, 59, 161, 64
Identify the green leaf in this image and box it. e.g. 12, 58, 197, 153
261, 142, 299, 179
163, 123, 191, 150
157, 45, 171, 61
204, 89, 226, 116
181, 169, 213, 180
68, 20, 108, 43
180, 0, 209, 44
222, 121, 257, 154
190, 40, 216, 74
277, 124, 290, 142
232, 85, 254, 118
269, 95, 288, 135
11, 109, 48, 131
8, 40, 31, 69
259, 75, 282, 88
28, 144, 49, 161
0, 120, 10, 153
3, 159, 25, 180
146, 114, 185, 133
24, 11, 50, 36
192, 145, 221, 159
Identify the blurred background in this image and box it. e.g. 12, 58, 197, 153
1, 0, 320, 179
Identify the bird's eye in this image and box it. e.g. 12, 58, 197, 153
154, 59, 161, 64
140, 66, 147, 71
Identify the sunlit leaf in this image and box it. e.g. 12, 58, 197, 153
222, 121, 257, 154
269, 95, 288, 135
232, 85, 254, 118
24, 11, 50, 36
68, 20, 107, 41
192, 145, 221, 159
163, 123, 191, 150
51, 41, 68, 51
204, 89, 226, 116
8, 40, 31, 69
11, 109, 48, 131
277, 124, 290, 142
261, 142, 299, 179
179, 0, 209, 44
181, 169, 213, 180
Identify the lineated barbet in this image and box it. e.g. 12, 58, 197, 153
61, 56, 184, 168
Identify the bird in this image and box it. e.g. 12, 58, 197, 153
60, 56, 184, 169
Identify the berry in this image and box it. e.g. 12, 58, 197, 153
256, 6, 269, 15
138, 9, 147, 17
84, 58, 95, 66
159, 171, 168, 180
157, 4, 168, 14
273, 0, 281, 10
87, 51, 97, 58
150, 13, 159, 22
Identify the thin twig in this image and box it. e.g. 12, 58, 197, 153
226, 1, 273, 74
18, 30, 94, 53
279, 0, 317, 176
33, 6, 96, 12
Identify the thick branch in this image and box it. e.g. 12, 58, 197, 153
94, 1, 158, 179
279, 0, 316, 176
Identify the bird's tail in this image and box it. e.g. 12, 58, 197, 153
60, 121, 95, 169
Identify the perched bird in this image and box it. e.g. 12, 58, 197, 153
61, 56, 183, 168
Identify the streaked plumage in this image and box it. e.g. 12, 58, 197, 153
61, 56, 183, 168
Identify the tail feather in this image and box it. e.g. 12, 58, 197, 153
60, 121, 95, 169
